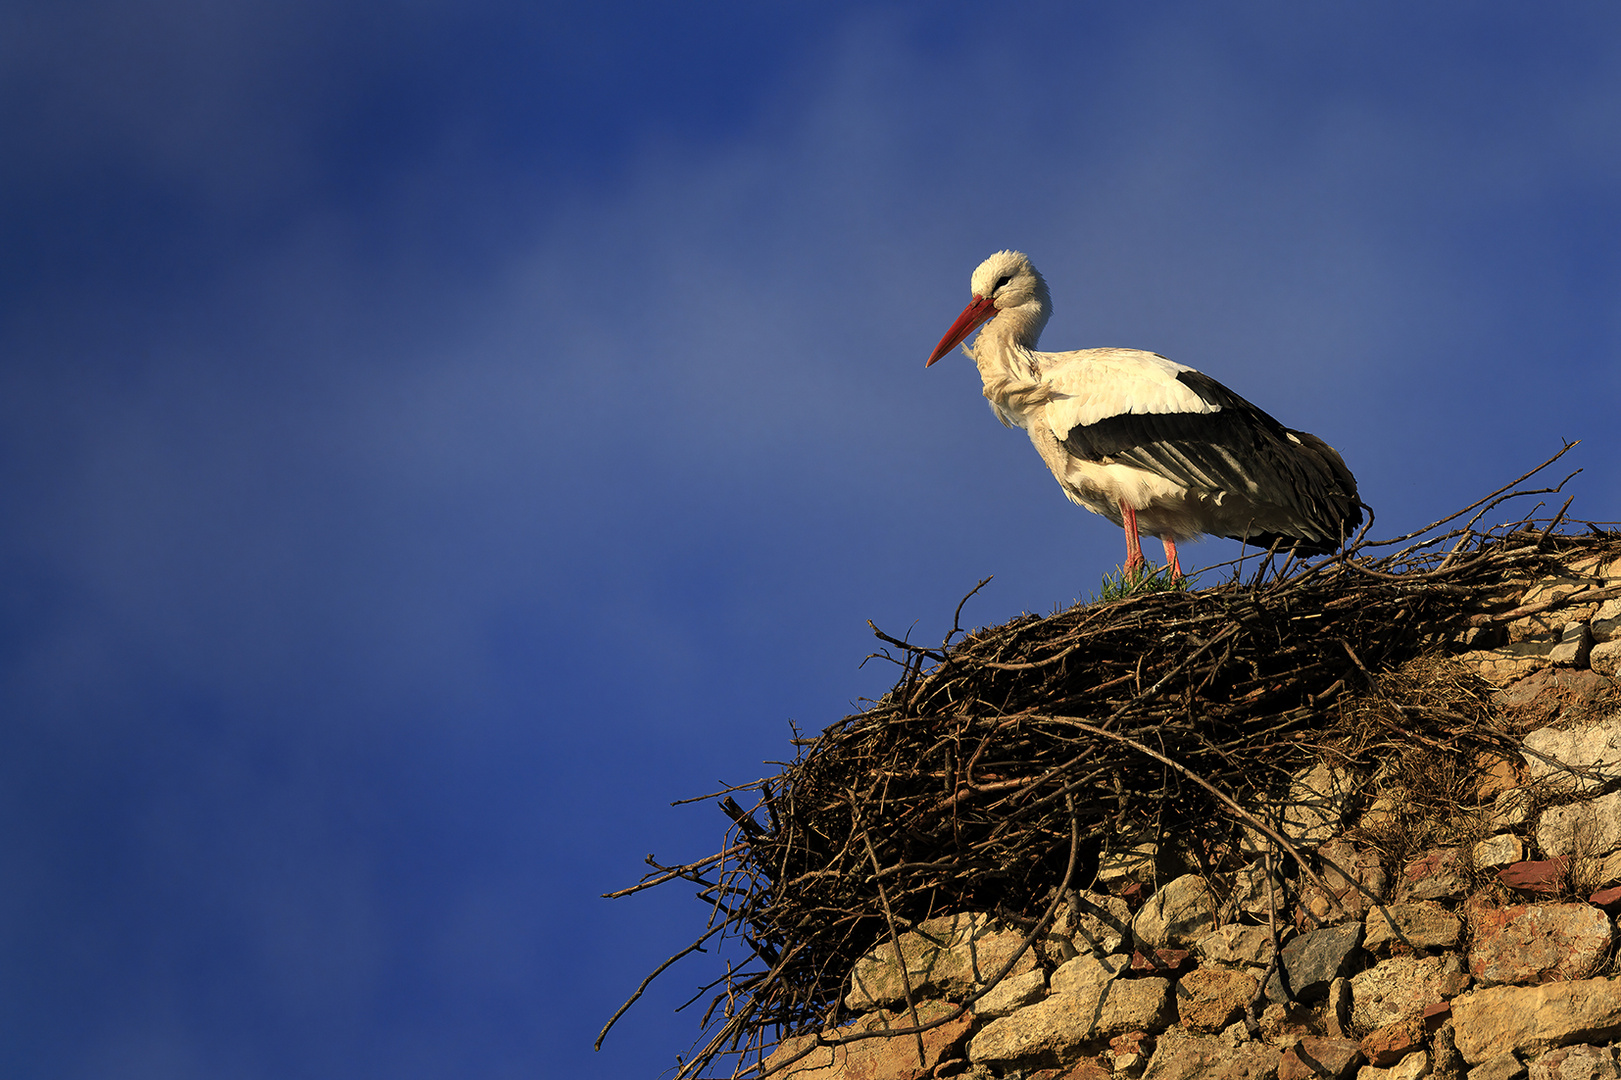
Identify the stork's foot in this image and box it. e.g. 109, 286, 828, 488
1161, 537, 1184, 583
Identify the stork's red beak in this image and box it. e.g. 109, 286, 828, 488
925, 294, 997, 366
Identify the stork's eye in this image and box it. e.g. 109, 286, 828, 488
993, 274, 1012, 292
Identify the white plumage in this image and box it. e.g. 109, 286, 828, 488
926, 250, 1362, 579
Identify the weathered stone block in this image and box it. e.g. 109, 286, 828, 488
1468, 902, 1611, 987
1350, 954, 1470, 1031
1302, 839, 1389, 925
845, 912, 1038, 1010
1548, 622, 1592, 667
1140, 1029, 1281, 1080
1132, 874, 1220, 949
1475, 833, 1528, 872
1360, 1016, 1424, 1066
1050, 951, 1128, 996
1243, 762, 1356, 853
1528, 1042, 1621, 1079
761, 1000, 971, 1079
1593, 599, 1621, 643
1176, 967, 1258, 1033
1268, 922, 1363, 1003
1524, 719, 1621, 795
1227, 859, 1290, 922
1537, 790, 1621, 860
1397, 846, 1471, 902
1456, 644, 1555, 684
1451, 978, 1621, 1065
1193, 923, 1276, 970
1592, 639, 1621, 679
968, 977, 1173, 1066
1046, 891, 1132, 961
1493, 788, 1536, 830
1468, 1052, 1529, 1080
974, 966, 1047, 1018
1364, 901, 1463, 952
1355, 1050, 1429, 1079
1279, 1035, 1363, 1080
1499, 858, 1570, 894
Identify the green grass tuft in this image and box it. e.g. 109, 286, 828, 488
1093, 564, 1190, 602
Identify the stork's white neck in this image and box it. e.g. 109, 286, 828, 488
965, 300, 1051, 425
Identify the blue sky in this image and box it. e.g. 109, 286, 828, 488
3, 3, 1619, 1077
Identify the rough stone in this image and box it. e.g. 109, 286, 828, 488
1050, 951, 1129, 997
1594, 599, 1621, 643
1194, 923, 1277, 970
1139, 1029, 1281, 1080
1228, 859, 1291, 922
1131, 948, 1195, 975
1467, 902, 1611, 986
1243, 762, 1356, 853
1456, 643, 1556, 685
1098, 840, 1195, 888
1549, 623, 1593, 668
1469, 1053, 1529, 1080
845, 912, 1039, 1010
1175, 967, 1258, 1033
1528, 1043, 1621, 1079
1537, 790, 1621, 859
1049, 891, 1133, 961
1475, 834, 1529, 872
1269, 922, 1364, 1003
1501, 670, 1617, 733
1524, 718, 1621, 795
1109, 1031, 1154, 1075
969, 977, 1173, 1066
1361, 1017, 1425, 1066
1493, 789, 1537, 830
1450, 978, 1621, 1065
1097, 841, 1160, 886
1499, 858, 1571, 894
974, 967, 1048, 1018
1262, 1000, 1323, 1043
1507, 578, 1603, 642
1356, 1051, 1429, 1080
762, 1001, 972, 1080
1362, 794, 1404, 832
1350, 954, 1471, 1031
1132, 874, 1220, 949
1302, 839, 1390, 926
1475, 753, 1525, 802
1433, 1020, 1464, 1076
1279, 1036, 1363, 1080
1397, 847, 1471, 902
1328, 977, 1354, 1038
1593, 640, 1621, 679
1364, 901, 1464, 953
1579, 850, 1621, 891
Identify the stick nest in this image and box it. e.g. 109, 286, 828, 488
603, 447, 1621, 1079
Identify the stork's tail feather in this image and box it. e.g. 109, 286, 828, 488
1250, 429, 1363, 554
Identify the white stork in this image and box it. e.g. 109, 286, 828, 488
926, 250, 1362, 581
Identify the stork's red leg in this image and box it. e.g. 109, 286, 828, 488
1161, 536, 1183, 582
1120, 503, 1145, 574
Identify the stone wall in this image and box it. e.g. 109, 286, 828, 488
759, 556, 1621, 1080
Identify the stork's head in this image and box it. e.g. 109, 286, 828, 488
926, 250, 1051, 366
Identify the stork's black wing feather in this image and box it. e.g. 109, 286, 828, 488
1059, 369, 1362, 550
